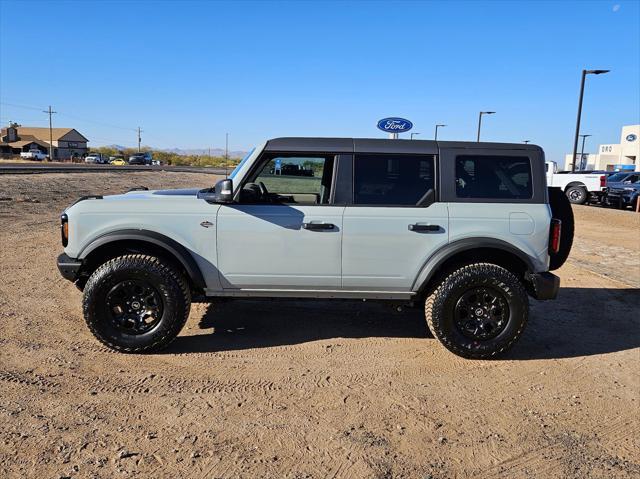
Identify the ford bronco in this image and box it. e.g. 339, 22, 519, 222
57, 138, 573, 359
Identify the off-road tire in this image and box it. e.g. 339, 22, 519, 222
548, 187, 574, 270
565, 185, 588, 204
425, 263, 528, 359
82, 254, 191, 353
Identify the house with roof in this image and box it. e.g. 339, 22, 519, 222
1, 125, 89, 160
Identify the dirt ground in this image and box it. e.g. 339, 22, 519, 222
0, 172, 638, 479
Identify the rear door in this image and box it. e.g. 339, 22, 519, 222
341, 151, 449, 292
439, 146, 550, 270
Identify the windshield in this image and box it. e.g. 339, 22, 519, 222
229, 147, 255, 179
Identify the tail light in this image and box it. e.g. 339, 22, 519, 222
61, 213, 69, 247
600, 175, 606, 188
549, 219, 561, 254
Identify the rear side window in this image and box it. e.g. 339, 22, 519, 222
353, 154, 435, 205
455, 155, 532, 199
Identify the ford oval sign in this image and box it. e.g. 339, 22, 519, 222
626, 134, 637, 142
377, 117, 413, 133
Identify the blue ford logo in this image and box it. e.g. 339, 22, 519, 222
377, 117, 413, 133
626, 134, 637, 142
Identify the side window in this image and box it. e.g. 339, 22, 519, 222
353, 154, 435, 205
455, 155, 532, 199
242, 154, 334, 204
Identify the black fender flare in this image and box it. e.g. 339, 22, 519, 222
411, 238, 537, 293
78, 229, 206, 290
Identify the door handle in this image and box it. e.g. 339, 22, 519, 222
408, 223, 440, 232
303, 222, 335, 231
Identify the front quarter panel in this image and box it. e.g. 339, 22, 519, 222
64, 195, 222, 291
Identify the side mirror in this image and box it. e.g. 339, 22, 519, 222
198, 178, 234, 203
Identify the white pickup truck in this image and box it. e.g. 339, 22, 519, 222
20, 149, 47, 161
546, 161, 606, 204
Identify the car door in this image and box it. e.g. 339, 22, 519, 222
216, 153, 343, 290
341, 151, 450, 292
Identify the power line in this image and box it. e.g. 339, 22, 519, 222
0, 101, 43, 111
1, 100, 137, 132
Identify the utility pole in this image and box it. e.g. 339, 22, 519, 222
43, 105, 57, 160
137, 127, 143, 152
225, 133, 229, 162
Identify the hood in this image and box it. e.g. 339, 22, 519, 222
113, 188, 201, 200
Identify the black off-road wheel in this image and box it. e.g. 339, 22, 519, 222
82, 254, 191, 353
425, 263, 528, 359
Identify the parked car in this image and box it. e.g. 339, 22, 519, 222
20, 149, 47, 161
129, 152, 153, 165
85, 153, 107, 164
605, 182, 640, 210
57, 138, 573, 359
110, 157, 127, 166
545, 161, 606, 204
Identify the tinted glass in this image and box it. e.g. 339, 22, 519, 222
455, 155, 532, 199
353, 154, 435, 205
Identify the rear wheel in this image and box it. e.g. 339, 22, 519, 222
566, 185, 588, 204
425, 263, 528, 359
83, 254, 191, 353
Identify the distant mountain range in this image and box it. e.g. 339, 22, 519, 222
104, 145, 246, 158
161, 147, 247, 158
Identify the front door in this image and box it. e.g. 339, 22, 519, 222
341, 153, 449, 292
216, 153, 343, 290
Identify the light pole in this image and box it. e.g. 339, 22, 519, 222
434, 124, 446, 141
578, 134, 591, 171
410, 132, 420, 140
571, 69, 610, 172
477, 112, 495, 142
523, 140, 531, 144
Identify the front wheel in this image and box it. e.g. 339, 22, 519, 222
425, 263, 528, 359
82, 254, 191, 353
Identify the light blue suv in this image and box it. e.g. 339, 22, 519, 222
57, 138, 572, 358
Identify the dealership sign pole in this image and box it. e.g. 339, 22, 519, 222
377, 117, 413, 139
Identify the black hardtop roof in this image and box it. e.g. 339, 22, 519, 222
264, 137, 541, 154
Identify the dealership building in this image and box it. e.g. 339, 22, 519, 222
563, 124, 639, 171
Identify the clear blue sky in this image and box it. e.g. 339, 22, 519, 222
1, 0, 639, 161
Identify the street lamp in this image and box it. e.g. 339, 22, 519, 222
578, 134, 591, 171
477, 112, 495, 142
434, 124, 446, 141
523, 140, 531, 144
571, 69, 610, 172
410, 132, 421, 140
